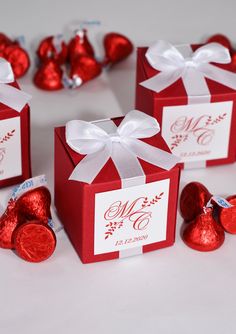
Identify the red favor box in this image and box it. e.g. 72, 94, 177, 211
0, 82, 31, 188
54, 116, 180, 264
136, 45, 236, 169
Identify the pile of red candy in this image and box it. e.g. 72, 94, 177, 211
34, 30, 134, 91
0, 186, 56, 262
180, 181, 236, 252
0, 32, 30, 78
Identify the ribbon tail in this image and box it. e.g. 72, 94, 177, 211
124, 138, 180, 170
111, 142, 144, 180
182, 68, 210, 97
0, 84, 31, 112
139, 69, 182, 93
69, 146, 111, 183
201, 63, 236, 90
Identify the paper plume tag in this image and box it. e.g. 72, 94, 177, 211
211, 195, 233, 208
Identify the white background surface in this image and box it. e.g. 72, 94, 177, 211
1, 1, 236, 333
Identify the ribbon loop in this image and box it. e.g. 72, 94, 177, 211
66, 110, 179, 183
0, 57, 31, 112
0, 58, 14, 83
140, 40, 236, 95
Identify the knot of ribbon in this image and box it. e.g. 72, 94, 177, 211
140, 40, 236, 95
66, 110, 179, 184
0, 57, 31, 112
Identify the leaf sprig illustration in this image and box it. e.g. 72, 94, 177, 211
0, 129, 15, 144
205, 113, 227, 126
105, 221, 123, 239
170, 134, 188, 150
141, 192, 164, 208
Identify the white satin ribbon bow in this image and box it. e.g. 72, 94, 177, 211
0, 58, 31, 112
140, 40, 236, 95
66, 110, 179, 183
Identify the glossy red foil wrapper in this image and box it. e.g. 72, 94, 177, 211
206, 34, 232, 51
103, 32, 133, 65
183, 208, 225, 251
0, 32, 30, 78
0, 33, 12, 57
219, 195, 236, 234
70, 56, 102, 83
0, 199, 18, 248
231, 53, 236, 71
180, 182, 212, 222
4, 44, 30, 78
68, 29, 94, 62
14, 221, 56, 262
17, 186, 51, 224
37, 36, 68, 65
34, 59, 63, 91
0, 186, 51, 249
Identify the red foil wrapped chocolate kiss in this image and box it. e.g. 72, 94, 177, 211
70, 55, 102, 84
180, 182, 212, 222
230, 52, 236, 71
13, 221, 56, 263
103, 32, 133, 65
0, 199, 18, 249
68, 29, 95, 62
182, 208, 225, 251
206, 34, 232, 51
4, 44, 30, 78
37, 35, 68, 65
0, 32, 12, 57
219, 195, 236, 234
0, 186, 52, 249
17, 186, 52, 225
34, 59, 63, 90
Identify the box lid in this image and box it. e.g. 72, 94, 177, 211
138, 45, 236, 100
55, 116, 179, 185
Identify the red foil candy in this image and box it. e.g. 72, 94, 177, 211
17, 186, 51, 224
13, 221, 56, 262
180, 182, 212, 222
231, 52, 236, 71
37, 36, 68, 65
0, 186, 52, 249
182, 208, 225, 251
70, 55, 102, 83
4, 44, 30, 78
34, 59, 63, 90
103, 32, 133, 65
0, 199, 18, 249
68, 29, 95, 62
0, 32, 12, 57
219, 195, 236, 234
206, 34, 232, 51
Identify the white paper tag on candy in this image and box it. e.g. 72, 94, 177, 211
211, 195, 233, 208
11, 174, 47, 200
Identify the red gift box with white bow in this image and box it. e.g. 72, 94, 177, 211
0, 58, 31, 187
54, 110, 180, 263
136, 41, 236, 169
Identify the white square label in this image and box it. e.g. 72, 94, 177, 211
162, 101, 233, 163
0, 117, 22, 180
94, 179, 170, 255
